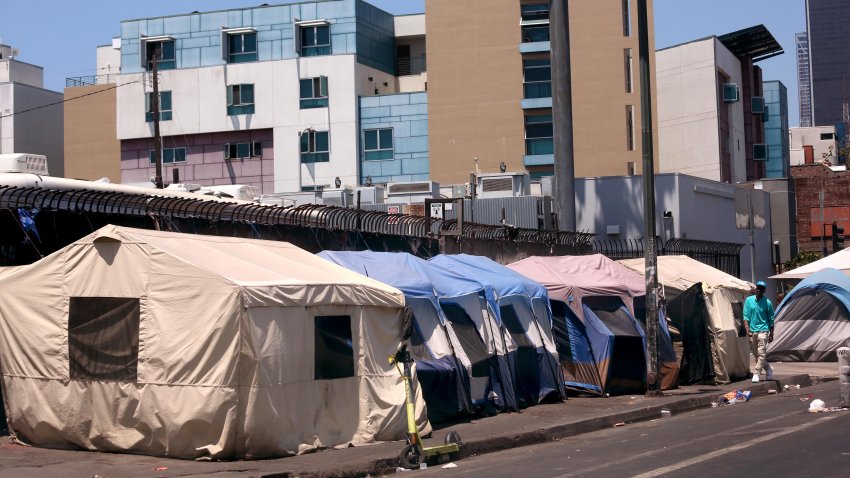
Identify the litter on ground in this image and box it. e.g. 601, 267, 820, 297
711, 390, 752, 407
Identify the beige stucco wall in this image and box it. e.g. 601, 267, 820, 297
64, 84, 120, 181
426, 0, 658, 184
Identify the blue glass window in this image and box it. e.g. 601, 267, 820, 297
522, 25, 549, 43
145, 40, 175, 71
300, 130, 330, 163
299, 76, 329, 109
148, 147, 187, 165
525, 114, 553, 155
523, 59, 551, 99
227, 84, 255, 115
364, 128, 394, 161
521, 4, 550, 22
300, 24, 331, 57
145, 91, 172, 122
228, 32, 258, 63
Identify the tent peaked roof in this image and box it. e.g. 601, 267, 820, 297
619, 255, 753, 294
317, 251, 437, 299
78, 225, 402, 298
776, 267, 850, 313
317, 250, 485, 299
772, 247, 850, 279
508, 254, 644, 303
430, 254, 548, 300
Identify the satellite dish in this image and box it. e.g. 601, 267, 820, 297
11, 48, 19, 58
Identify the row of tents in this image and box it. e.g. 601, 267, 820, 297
0, 226, 762, 460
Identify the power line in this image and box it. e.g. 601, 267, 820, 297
0, 75, 144, 119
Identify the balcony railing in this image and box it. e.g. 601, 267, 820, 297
396, 54, 427, 77
65, 74, 119, 87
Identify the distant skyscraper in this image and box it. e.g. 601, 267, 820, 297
796, 32, 812, 128
806, 0, 850, 132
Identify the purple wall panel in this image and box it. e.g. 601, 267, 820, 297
120, 129, 274, 193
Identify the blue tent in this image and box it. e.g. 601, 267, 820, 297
318, 251, 518, 415
768, 268, 850, 362
430, 254, 564, 405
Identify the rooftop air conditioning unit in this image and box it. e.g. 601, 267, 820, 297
753, 144, 768, 161
322, 188, 354, 207
751, 96, 765, 114
354, 186, 385, 205
199, 184, 260, 201
386, 180, 440, 203
477, 172, 531, 198
722, 83, 740, 103
0, 153, 49, 175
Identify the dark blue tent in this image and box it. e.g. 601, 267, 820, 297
318, 251, 518, 416
430, 254, 564, 405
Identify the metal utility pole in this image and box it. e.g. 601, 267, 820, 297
820, 189, 827, 256
549, 0, 576, 231
151, 46, 164, 189
637, 0, 661, 397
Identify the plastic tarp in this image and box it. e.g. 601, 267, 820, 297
665, 283, 716, 384
430, 254, 564, 404
0, 226, 429, 460
620, 256, 752, 384
319, 251, 517, 412
550, 300, 603, 394
583, 297, 647, 395
317, 250, 472, 421
768, 268, 850, 362
508, 255, 666, 394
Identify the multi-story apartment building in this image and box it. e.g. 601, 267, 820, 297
108, 0, 655, 193
763, 80, 789, 179
656, 25, 782, 184
115, 0, 425, 194
0, 44, 64, 176
795, 32, 813, 128
425, 0, 658, 183
806, 0, 850, 135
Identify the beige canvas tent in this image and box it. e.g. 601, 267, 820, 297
771, 247, 850, 279
620, 256, 753, 384
0, 225, 428, 460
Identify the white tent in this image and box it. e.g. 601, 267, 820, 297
619, 256, 753, 384
772, 247, 850, 279
0, 226, 428, 459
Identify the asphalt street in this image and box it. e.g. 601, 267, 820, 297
415, 383, 850, 478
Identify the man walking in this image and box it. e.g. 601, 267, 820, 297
744, 280, 775, 383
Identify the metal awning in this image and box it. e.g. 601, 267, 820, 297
718, 25, 783, 63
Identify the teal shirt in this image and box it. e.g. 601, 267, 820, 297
743, 295, 775, 332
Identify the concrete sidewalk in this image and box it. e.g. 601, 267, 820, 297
0, 367, 839, 478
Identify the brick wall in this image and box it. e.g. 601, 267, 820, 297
791, 164, 850, 253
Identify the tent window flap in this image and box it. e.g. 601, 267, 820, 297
314, 315, 355, 380
69, 297, 140, 381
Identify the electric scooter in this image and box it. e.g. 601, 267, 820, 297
390, 344, 462, 470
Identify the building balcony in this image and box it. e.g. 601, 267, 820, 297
396, 54, 426, 76
66, 74, 119, 87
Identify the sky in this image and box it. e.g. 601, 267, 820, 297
0, 0, 806, 125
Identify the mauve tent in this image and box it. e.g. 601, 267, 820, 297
509, 255, 677, 395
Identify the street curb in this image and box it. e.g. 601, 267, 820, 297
269, 374, 815, 478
